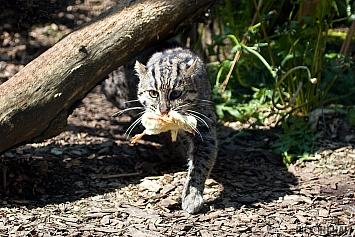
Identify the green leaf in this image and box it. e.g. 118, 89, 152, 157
347, 108, 355, 126
215, 104, 226, 120
223, 106, 243, 120
282, 152, 294, 167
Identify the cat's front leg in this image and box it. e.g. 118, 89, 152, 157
182, 121, 217, 214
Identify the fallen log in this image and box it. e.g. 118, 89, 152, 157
0, 0, 213, 154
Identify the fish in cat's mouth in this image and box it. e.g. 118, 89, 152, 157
131, 110, 197, 143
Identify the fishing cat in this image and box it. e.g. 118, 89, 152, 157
102, 43, 217, 214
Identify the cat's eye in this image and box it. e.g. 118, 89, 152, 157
149, 90, 159, 98
169, 90, 183, 100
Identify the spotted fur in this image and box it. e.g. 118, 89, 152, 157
103, 45, 217, 214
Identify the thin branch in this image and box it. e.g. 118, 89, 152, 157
220, 0, 264, 93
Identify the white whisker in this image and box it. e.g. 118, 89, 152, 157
112, 107, 144, 117
174, 100, 213, 113
186, 109, 213, 123
136, 111, 146, 117
186, 112, 210, 129
174, 103, 191, 111
124, 99, 140, 104
180, 115, 203, 141
125, 116, 143, 139
195, 99, 214, 104
145, 105, 156, 113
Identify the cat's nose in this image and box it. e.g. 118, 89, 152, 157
159, 107, 168, 115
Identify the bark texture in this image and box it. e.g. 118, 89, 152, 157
0, 0, 214, 153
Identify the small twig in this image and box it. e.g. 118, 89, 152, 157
255, 202, 273, 210
339, 20, 355, 55
220, 0, 264, 93
220, 41, 242, 93
95, 172, 141, 179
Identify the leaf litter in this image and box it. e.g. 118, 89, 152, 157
0, 88, 354, 236
0, 1, 355, 236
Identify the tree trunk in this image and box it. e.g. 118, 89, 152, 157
0, 0, 214, 154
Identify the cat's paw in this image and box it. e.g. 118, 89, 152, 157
182, 187, 204, 214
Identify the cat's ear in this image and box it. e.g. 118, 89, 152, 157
187, 58, 199, 75
134, 61, 148, 77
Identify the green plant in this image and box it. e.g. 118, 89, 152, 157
271, 116, 321, 167
206, 0, 280, 122
204, 0, 355, 165
270, 0, 355, 115
208, 0, 355, 112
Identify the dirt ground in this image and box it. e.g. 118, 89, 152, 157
1, 1, 355, 236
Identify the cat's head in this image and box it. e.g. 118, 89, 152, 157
134, 56, 200, 116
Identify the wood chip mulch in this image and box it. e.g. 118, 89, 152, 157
1, 1, 355, 235
0, 88, 354, 237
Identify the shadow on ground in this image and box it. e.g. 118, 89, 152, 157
0, 92, 298, 212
